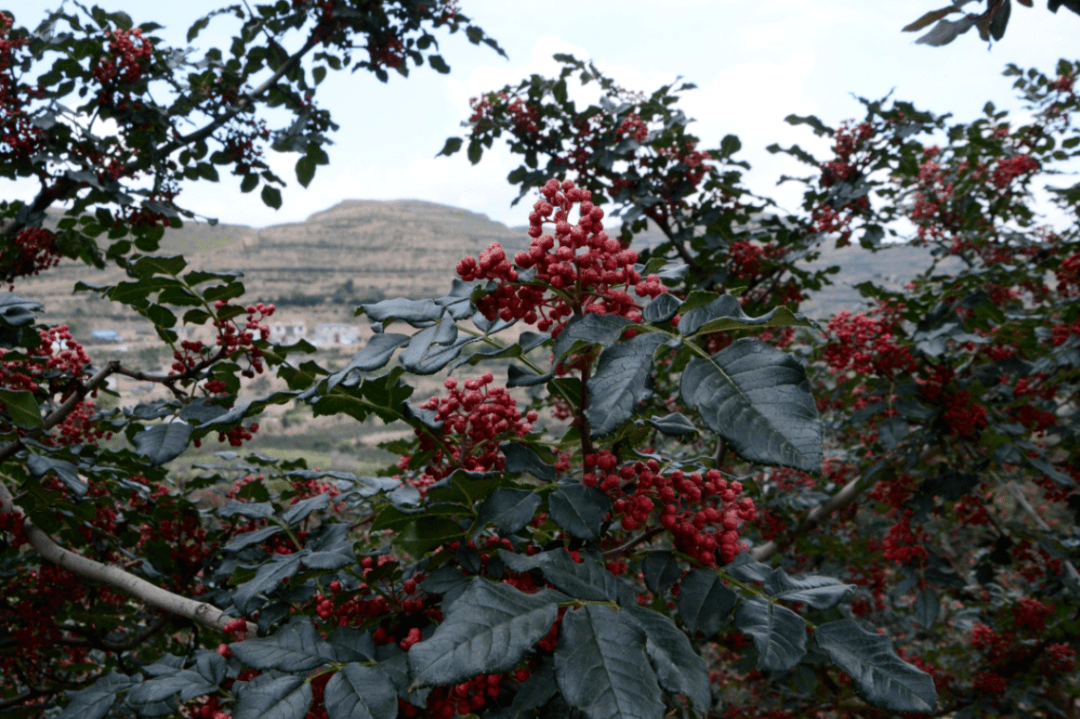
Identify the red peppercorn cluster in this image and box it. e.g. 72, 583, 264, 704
616, 113, 648, 142
221, 118, 270, 176
1012, 597, 1055, 632
407, 673, 506, 719
457, 179, 665, 337
991, 153, 1040, 189
0, 326, 108, 445
92, 28, 152, 86
1, 227, 61, 279
880, 509, 928, 566
0, 15, 46, 167
368, 33, 405, 69
822, 308, 917, 379
402, 374, 535, 491
213, 301, 274, 376
584, 452, 755, 566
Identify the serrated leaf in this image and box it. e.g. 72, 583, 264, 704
408, 579, 563, 686
913, 589, 939, 628
57, 671, 134, 719
642, 551, 682, 595
134, 421, 194, 466
763, 569, 854, 609
585, 333, 667, 437
734, 597, 807, 672
625, 606, 711, 714
358, 298, 442, 327
234, 675, 312, 719
26, 453, 86, 497
681, 338, 822, 472
281, 492, 331, 526
552, 314, 632, 362
0, 295, 43, 328
230, 620, 333, 671
325, 664, 398, 719
327, 334, 410, 389
223, 525, 283, 552
0, 389, 41, 428
232, 553, 302, 613
679, 295, 811, 336
499, 549, 618, 602
643, 294, 680, 324
555, 605, 665, 719
548, 483, 613, 540
814, 620, 938, 712
677, 569, 737, 636
501, 442, 556, 481
646, 412, 697, 436
477, 488, 542, 534
127, 670, 215, 704
326, 627, 376, 663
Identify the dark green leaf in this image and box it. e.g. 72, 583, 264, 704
233, 553, 302, 613
499, 549, 618, 602
428, 54, 450, 74
681, 338, 822, 472
327, 334, 410, 389
913, 589, 939, 628
646, 413, 697, 437
325, 664, 398, 719
57, 671, 134, 719
358, 298, 441, 327
295, 156, 316, 188
134, 421, 194, 466
643, 293, 680, 324
0, 294, 43, 328
128, 670, 215, 704
234, 675, 312, 719
553, 314, 632, 362
1, 390, 41, 428
261, 185, 283, 210
585, 333, 667, 437
223, 525, 283, 552
642, 551, 681, 595
734, 597, 807, 672
555, 605, 664, 719
501, 442, 556, 481
437, 137, 463, 157
468, 139, 482, 165
814, 620, 938, 713
677, 569, 737, 636
548, 483, 613, 540
679, 295, 812, 337
408, 579, 563, 686
230, 620, 333, 671
763, 569, 854, 609
281, 493, 331, 526
625, 606, 711, 714
26, 454, 86, 497
477, 488, 542, 534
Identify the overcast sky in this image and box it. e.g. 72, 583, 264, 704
2, 1, 1078, 228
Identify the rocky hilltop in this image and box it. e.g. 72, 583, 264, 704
22, 199, 947, 339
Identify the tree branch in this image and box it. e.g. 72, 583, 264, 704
751, 473, 864, 562
0, 361, 256, 639
0, 360, 120, 463
0, 478, 252, 638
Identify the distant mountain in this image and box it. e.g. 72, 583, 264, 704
23, 200, 950, 334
